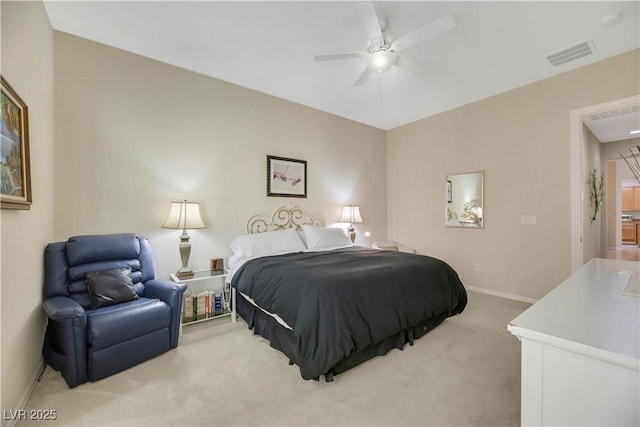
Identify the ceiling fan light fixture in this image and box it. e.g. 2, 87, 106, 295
313, 4, 455, 87
368, 50, 397, 74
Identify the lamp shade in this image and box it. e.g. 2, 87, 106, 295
162, 201, 206, 230
339, 205, 363, 224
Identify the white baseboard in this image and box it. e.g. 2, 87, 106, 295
466, 285, 538, 304
4, 359, 45, 427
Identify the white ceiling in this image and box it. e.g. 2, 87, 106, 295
43, 1, 639, 133
582, 105, 640, 143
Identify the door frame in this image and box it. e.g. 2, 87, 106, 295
570, 94, 640, 272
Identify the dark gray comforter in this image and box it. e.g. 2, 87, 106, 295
231, 247, 467, 379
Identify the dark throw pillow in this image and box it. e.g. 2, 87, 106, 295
86, 267, 138, 309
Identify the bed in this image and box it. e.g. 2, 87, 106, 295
228, 206, 467, 382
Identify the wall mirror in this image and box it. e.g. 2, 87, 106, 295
445, 170, 484, 228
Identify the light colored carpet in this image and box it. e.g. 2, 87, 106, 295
19, 291, 530, 427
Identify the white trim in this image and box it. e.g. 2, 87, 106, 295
5, 359, 45, 427
569, 95, 640, 273
569, 107, 585, 273
466, 285, 538, 304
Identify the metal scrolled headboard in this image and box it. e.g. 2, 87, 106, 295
246, 205, 325, 234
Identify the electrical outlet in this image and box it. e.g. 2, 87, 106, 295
473, 262, 480, 272
521, 215, 537, 225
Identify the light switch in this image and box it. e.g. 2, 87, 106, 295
521, 215, 537, 225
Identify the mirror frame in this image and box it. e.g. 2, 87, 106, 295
445, 170, 484, 228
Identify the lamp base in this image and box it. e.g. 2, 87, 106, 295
177, 231, 194, 279
347, 226, 356, 243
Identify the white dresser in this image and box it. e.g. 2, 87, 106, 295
508, 258, 639, 426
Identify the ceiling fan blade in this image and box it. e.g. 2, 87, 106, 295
391, 15, 455, 51
354, 67, 374, 87
396, 56, 428, 75
314, 52, 365, 62
356, 3, 383, 48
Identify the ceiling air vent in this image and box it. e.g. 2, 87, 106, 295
588, 106, 639, 121
546, 41, 594, 67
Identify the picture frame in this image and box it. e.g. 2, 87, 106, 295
267, 155, 307, 198
1, 75, 31, 210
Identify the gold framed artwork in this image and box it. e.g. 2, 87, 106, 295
1, 75, 31, 210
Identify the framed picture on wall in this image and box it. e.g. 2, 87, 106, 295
267, 155, 307, 198
1, 75, 32, 210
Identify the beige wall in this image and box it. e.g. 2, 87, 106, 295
53, 32, 387, 280
1, 1, 54, 419
387, 50, 639, 300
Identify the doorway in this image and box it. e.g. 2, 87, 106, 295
570, 94, 640, 271
605, 158, 640, 261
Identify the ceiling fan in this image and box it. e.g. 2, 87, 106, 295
314, 3, 456, 86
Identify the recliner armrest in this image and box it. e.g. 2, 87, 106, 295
42, 296, 88, 388
143, 279, 186, 305
143, 280, 187, 348
43, 296, 86, 321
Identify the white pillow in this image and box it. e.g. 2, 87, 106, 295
302, 225, 353, 251
230, 228, 305, 258
296, 229, 308, 248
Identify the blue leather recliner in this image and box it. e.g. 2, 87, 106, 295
42, 233, 186, 388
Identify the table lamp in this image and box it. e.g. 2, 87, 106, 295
162, 200, 206, 279
339, 205, 363, 243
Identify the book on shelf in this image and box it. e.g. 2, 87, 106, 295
196, 292, 207, 320
205, 293, 210, 318
214, 293, 222, 315
182, 289, 194, 323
